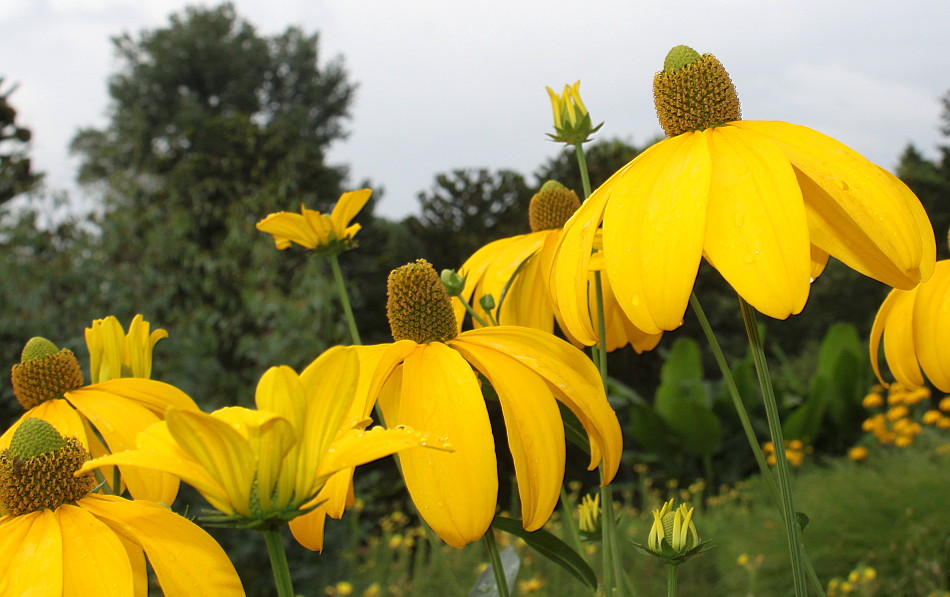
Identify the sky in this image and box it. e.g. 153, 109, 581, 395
1, 0, 948, 220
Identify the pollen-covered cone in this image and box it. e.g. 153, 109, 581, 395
80, 346, 448, 542
3, 334, 197, 504
870, 260, 950, 393
256, 189, 372, 252
553, 49, 935, 341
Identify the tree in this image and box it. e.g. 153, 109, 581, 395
70, 3, 358, 407
405, 168, 532, 272
0, 79, 41, 205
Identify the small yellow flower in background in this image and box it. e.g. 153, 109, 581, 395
454, 180, 662, 353
546, 81, 603, 145
2, 326, 196, 503
939, 396, 950, 412
848, 446, 869, 461
0, 418, 244, 596
256, 189, 372, 255
577, 492, 601, 537
737, 553, 750, 566
352, 259, 622, 548
81, 346, 448, 549
553, 45, 935, 343
871, 260, 950, 393
862, 392, 884, 408
763, 440, 810, 466
333, 581, 354, 596
85, 314, 167, 383
362, 583, 381, 597
518, 577, 545, 593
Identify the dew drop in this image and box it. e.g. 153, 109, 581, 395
735, 212, 745, 227
631, 293, 642, 307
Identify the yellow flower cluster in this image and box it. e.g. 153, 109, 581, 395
827, 564, 877, 596
762, 439, 811, 467
860, 383, 949, 450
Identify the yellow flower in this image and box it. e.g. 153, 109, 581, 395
355, 260, 622, 548
848, 446, 868, 461
546, 81, 602, 145
553, 46, 935, 340
256, 189, 372, 254
456, 181, 662, 353
862, 392, 884, 408
870, 260, 950, 392
85, 314, 168, 384
647, 499, 700, 555
577, 493, 601, 535
2, 334, 196, 503
81, 347, 446, 548
0, 418, 243, 596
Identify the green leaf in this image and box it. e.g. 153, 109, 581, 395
558, 401, 590, 456
491, 516, 597, 590
654, 337, 722, 455
627, 402, 680, 456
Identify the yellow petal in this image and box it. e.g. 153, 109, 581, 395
165, 408, 257, 516
81, 495, 244, 596
450, 340, 564, 530
359, 341, 421, 411
810, 245, 830, 280
71, 378, 198, 416
317, 425, 446, 484
733, 121, 935, 289
703, 126, 811, 319
389, 343, 497, 548
497, 234, 557, 331
0, 511, 63, 595
330, 189, 372, 232
299, 347, 361, 459
0, 398, 86, 451
877, 289, 925, 388
115, 532, 148, 597
454, 327, 621, 483
603, 132, 712, 334
552, 173, 612, 344
67, 390, 179, 504
256, 211, 317, 249
459, 234, 539, 329
912, 261, 950, 391
288, 503, 328, 552
59, 504, 133, 596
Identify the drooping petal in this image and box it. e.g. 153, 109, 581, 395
81, 495, 244, 596
733, 121, 935, 289
317, 425, 447, 483
70, 378, 198, 416
360, 341, 421, 410
67, 390, 179, 504
299, 347, 361, 463
330, 189, 372, 234
288, 503, 329, 552
551, 169, 613, 345
454, 327, 621, 483
0, 398, 86, 451
256, 211, 318, 249
603, 132, 713, 334
59, 504, 133, 596
165, 408, 257, 516
497, 233, 558, 331
912, 261, 950, 391
387, 343, 497, 548
0, 510, 63, 595
703, 126, 811, 319
810, 245, 830, 280
450, 339, 564, 530
115, 532, 148, 597
872, 289, 925, 388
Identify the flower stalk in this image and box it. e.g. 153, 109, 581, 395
262, 527, 295, 597
484, 530, 511, 597
329, 252, 362, 345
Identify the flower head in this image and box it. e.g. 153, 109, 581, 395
85, 314, 167, 383
870, 260, 950, 392
546, 81, 603, 145
356, 259, 622, 548
81, 346, 447, 547
256, 189, 372, 255
577, 492, 601, 538
455, 181, 662, 353
3, 325, 197, 503
0, 419, 243, 596
553, 45, 935, 339
636, 498, 710, 565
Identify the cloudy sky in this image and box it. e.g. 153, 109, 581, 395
1, 0, 948, 220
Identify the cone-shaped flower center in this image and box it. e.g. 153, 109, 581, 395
10, 337, 85, 410
0, 418, 96, 516
653, 45, 741, 137
529, 181, 581, 232
387, 259, 459, 344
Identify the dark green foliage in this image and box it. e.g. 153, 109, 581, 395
404, 168, 532, 272
534, 137, 655, 197
69, 3, 357, 406
0, 79, 41, 204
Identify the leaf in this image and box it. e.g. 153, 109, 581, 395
654, 337, 722, 455
491, 516, 598, 590
557, 401, 590, 456
627, 402, 679, 456
469, 544, 520, 596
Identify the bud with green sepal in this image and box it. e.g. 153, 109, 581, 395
545, 81, 603, 146
631, 498, 714, 565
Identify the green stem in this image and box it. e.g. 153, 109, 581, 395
574, 142, 593, 199
559, 486, 585, 555
484, 530, 511, 597
689, 292, 825, 597
457, 292, 492, 328
329, 252, 361, 345
667, 564, 678, 597
262, 527, 295, 597
738, 298, 807, 597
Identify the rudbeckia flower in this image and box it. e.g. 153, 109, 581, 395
256, 189, 372, 254
1, 329, 196, 504
355, 259, 622, 548
870, 259, 950, 392
85, 314, 168, 383
0, 418, 244, 596
553, 45, 935, 340
81, 346, 448, 549
456, 181, 662, 353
